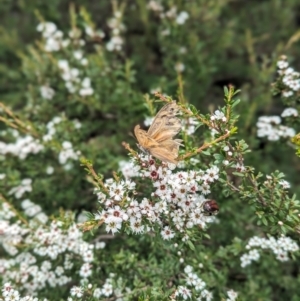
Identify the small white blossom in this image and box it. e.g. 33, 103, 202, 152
40, 85, 55, 100
281, 107, 298, 117
176, 11, 189, 25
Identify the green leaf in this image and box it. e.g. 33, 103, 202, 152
187, 240, 195, 251
232, 98, 241, 108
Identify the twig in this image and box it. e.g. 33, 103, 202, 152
0, 194, 29, 226
180, 131, 231, 160
83, 160, 108, 193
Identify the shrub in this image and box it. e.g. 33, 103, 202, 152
1, 2, 300, 300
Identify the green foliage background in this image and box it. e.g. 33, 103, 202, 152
1, 0, 300, 300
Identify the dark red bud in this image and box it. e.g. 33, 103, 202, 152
203, 199, 219, 216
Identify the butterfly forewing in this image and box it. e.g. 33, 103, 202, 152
134, 102, 182, 164
147, 102, 180, 137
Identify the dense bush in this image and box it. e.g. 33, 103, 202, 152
1, 1, 300, 300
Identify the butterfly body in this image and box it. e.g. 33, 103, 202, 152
134, 102, 182, 164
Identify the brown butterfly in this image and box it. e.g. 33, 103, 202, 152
134, 102, 182, 164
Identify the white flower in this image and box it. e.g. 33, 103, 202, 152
85, 26, 95, 36
81, 58, 88, 65
40, 85, 55, 100
81, 77, 91, 88
175, 286, 191, 300
278, 180, 290, 189
62, 141, 72, 149
105, 219, 122, 234
79, 263, 92, 278
79, 87, 94, 96
175, 62, 185, 72
102, 282, 113, 297
184, 265, 193, 274
144, 116, 154, 127
176, 11, 189, 25
70, 286, 83, 298
79, 78, 94, 96
73, 50, 83, 60
281, 107, 298, 117
227, 289, 238, 301
58, 60, 69, 70
46, 166, 54, 175
161, 226, 175, 240
93, 288, 102, 298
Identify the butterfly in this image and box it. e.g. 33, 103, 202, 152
134, 102, 182, 164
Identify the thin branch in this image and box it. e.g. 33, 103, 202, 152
180, 131, 231, 160
83, 161, 108, 193
0, 194, 29, 226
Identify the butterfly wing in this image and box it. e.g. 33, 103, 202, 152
134, 102, 182, 164
148, 145, 178, 164
147, 102, 180, 138
134, 124, 159, 151
151, 116, 181, 142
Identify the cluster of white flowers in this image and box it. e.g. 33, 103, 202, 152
8, 178, 32, 199
92, 277, 114, 298
182, 117, 199, 135
264, 175, 291, 189
28, 117, 80, 167
37, 22, 68, 52
147, 2, 189, 25
21, 199, 48, 224
57, 60, 93, 96
174, 265, 212, 300
1, 283, 29, 301
37, 21, 89, 55
58, 141, 81, 165
210, 110, 227, 122
240, 235, 299, 267
256, 116, 295, 141
95, 154, 220, 239
0, 200, 103, 295
0, 203, 28, 256
0, 117, 80, 169
73, 49, 88, 66
119, 160, 140, 178
42, 116, 62, 141
68, 275, 128, 300
0, 131, 44, 160
37, 21, 93, 97
221, 145, 246, 171
106, 11, 125, 52
277, 56, 300, 97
